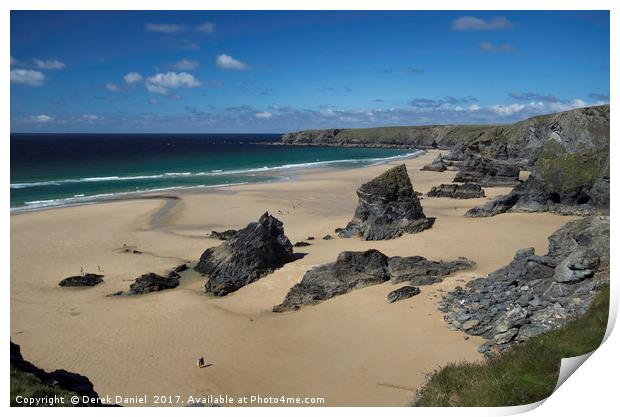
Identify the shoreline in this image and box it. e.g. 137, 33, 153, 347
10, 149, 579, 406
10, 148, 425, 214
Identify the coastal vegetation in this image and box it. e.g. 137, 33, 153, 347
414, 284, 609, 406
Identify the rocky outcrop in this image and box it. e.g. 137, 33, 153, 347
293, 241, 311, 247
453, 155, 521, 187
208, 229, 238, 240
465, 173, 601, 218
11, 341, 101, 403
338, 164, 434, 240
58, 274, 104, 287
427, 183, 485, 199
129, 272, 180, 295
273, 250, 390, 312
279, 105, 609, 166
421, 154, 447, 172
438, 216, 609, 354
387, 286, 421, 303
388, 256, 475, 284
196, 212, 295, 296
273, 250, 474, 312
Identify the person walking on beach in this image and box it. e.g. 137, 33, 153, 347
197, 357, 205, 368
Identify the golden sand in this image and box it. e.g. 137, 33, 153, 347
10, 150, 577, 406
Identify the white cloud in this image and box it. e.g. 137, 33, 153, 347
196, 22, 215, 33
82, 114, 101, 122
216, 54, 248, 70
172, 59, 198, 70
124, 72, 143, 84
146, 83, 168, 95
145, 71, 201, 94
255, 111, 273, 119
31, 114, 54, 123
34, 59, 66, 70
105, 83, 119, 91
145, 23, 187, 33
480, 42, 516, 53
452, 16, 514, 31
11, 69, 45, 86
488, 103, 526, 116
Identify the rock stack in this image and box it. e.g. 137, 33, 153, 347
196, 212, 295, 296
338, 164, 434, 240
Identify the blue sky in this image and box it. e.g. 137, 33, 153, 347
10, 10, 610, 133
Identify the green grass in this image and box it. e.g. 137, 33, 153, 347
414, 284, 609, 407
10, 366, 76, 407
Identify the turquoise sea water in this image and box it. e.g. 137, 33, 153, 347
11, 134, 420, 211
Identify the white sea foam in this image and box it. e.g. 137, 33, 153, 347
10, 150, 423, 190
11, 182, 251, 213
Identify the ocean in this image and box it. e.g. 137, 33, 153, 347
10, 134, 421, 212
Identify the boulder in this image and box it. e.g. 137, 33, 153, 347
427, 183, 485, 199
196, 212, 295, 296
421, 154, 447, 172
387, 256, 475, 284
273, 249, 390, 312
208, 229, 238, 240
58, 273, 104, 287
553, 249, 599, 283
387, 286, 421, 303
293, 241, 311, 247
129, 272, 180, 295
338, 164, 434, 240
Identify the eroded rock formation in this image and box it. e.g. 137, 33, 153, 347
338, 164, 434, 240
196, 212, 295, 296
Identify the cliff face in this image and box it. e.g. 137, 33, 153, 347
280, 105, 610, 166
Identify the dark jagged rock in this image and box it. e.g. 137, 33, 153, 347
338, 164, 434, 240
11, 341, 101, 403
465, 174, 597, 217
466, 139, 609, 217
274, 250, 474, 312
387, 286, 421, 303
58, 274, 104, 287
293, 241, 311, 247
129, 272, 180, 295
307, 236, 315, 240
421, 153, 447, 172
208, 229, 238, 240
388, 256, 475, 284
196, 212, 295, 296
322, 234, 333, 240
453, 154, 521, 187
173, 263, 188, 273
427, 183, 485, 199
273, 250, 390, 312
438, 216, 609, 354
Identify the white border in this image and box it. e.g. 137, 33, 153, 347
3, 1, 616, 416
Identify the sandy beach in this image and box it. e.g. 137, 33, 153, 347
10, 150, 577, 406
